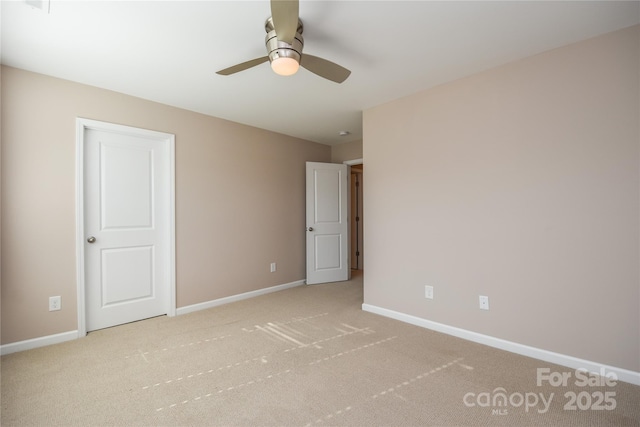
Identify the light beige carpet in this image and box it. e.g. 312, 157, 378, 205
2, 272, 639, 426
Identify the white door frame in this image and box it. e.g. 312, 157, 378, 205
343, 158, 363, 166
75, 118, 176, 337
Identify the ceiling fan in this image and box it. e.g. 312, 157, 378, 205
216, 0, 351, 84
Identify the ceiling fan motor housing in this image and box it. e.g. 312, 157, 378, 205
265, 17, 304, 65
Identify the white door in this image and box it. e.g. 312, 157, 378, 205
306, 162, 349, 284
79, 119, 174, 332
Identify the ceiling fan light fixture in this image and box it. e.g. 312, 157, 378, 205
271, 56, 300, 76
216, 10, 350, 84
265, 19, 303, 78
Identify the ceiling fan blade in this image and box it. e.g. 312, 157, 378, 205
270, 0, 299, 44
300, 54, 351, 84
216, 57, 269, 76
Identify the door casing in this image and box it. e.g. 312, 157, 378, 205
75, 118, 176, 337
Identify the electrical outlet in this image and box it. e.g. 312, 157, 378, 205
270, 262, 276, 273
479, 295, 489, 310
424, 285, 434, 300
49, 296, 61, 311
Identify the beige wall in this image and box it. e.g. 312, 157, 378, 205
331, 139, 363, 163
1, 66, 330, 344
363, 25, 639, 371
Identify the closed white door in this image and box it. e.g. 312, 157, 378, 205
306, 162, 349, 284
80, 120, 174, 332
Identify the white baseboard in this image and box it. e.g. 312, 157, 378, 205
362, 303, 640, 386
0, 330, 79, 356
2, 281, 306, 355
177, 279, 306, 316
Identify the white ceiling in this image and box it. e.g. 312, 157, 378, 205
2, 1, 638, 146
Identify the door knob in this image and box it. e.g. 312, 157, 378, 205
308, 227, 314, 232
87, 236, 96, 243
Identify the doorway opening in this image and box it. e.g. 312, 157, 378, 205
344, 158, 363, 274
350, 163, 363, 271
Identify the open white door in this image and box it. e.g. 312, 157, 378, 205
306, 162, 349, 284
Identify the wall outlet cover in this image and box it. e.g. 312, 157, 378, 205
425, 285, 434, 300
479, 295, 489, 310
49, 296, 61, 311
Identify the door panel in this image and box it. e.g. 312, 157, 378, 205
101, 143, 153, 229
84, 127, 170, 331
314, 170, 341, 223
315, 234, 342, 270
306, 162, 349, 284
101, 246, 153, 306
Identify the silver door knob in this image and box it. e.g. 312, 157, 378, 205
87, 236, 96, 243
308, 227, 314, 232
